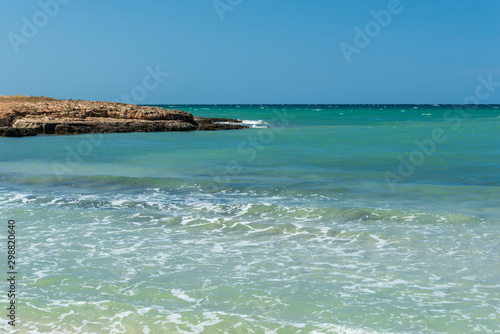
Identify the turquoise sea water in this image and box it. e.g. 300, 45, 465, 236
0, 105, 499, 333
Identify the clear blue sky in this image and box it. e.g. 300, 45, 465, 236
1, 0, 499, 104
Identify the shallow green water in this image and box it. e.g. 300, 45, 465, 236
0, 105, 499, 333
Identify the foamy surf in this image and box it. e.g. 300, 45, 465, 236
214, 119, 269, 128
242, 119, 270, 128
213, 119, 269, 128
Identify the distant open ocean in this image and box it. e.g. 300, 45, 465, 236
1, 105, 499, 333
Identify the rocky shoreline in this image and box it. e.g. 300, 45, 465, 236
0, 96, 248, 137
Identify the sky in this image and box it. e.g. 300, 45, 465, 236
1, 0, 499, 104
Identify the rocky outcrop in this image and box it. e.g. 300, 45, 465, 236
10, 118, 199, 135
0, 127, 38, 137
193, 117, 247, 131
0, 96, 248, 137
0, 111, 15, 126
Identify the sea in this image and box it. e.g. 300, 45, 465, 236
0, 105, 499, 333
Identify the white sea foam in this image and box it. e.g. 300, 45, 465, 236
213, 119, 269, 128
312, 323, 394, 334
111, 199, 128, 206
242, 119, 270, 128
212, 243, 225, 253
171, 289, 199, 303
369, 234, 389, 249
3, 184, 498, 334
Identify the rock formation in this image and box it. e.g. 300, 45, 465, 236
0, 96, 248, 137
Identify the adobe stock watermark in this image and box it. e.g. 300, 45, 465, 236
52, 134, 103, 180
51, 64, 169, 178
208, 109, 295, 192
340, 0, 409, 64
115, 65, 169, 104
7, 0, 71, 54
213, 0, 243, 21
385, 74, 500, 191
